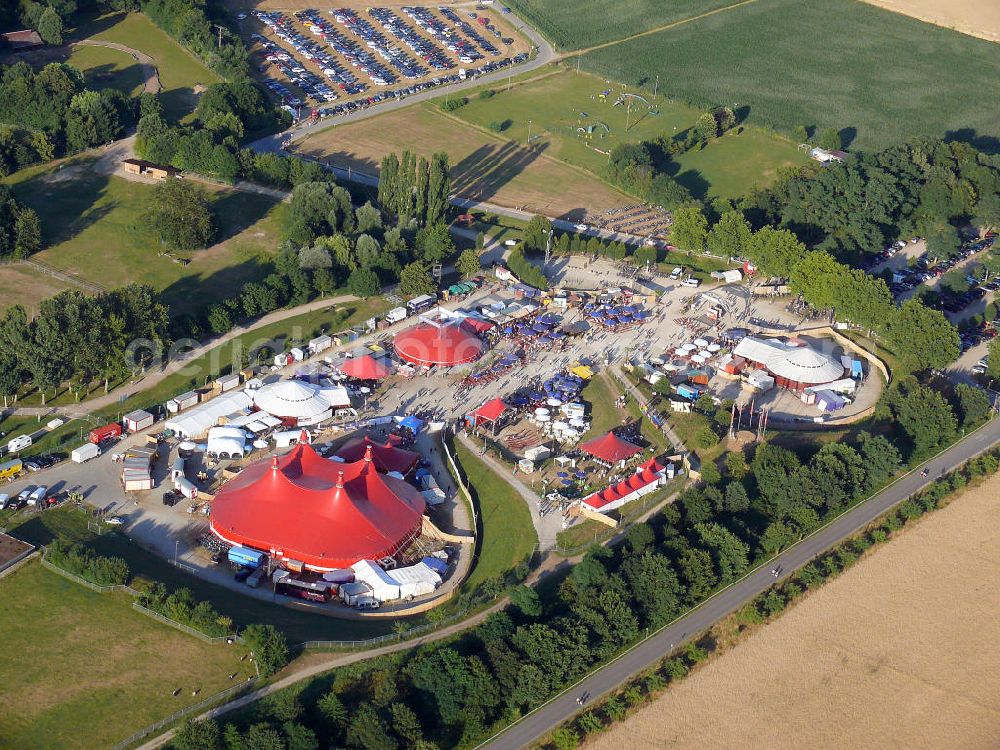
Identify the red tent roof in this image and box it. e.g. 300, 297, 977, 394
579, 431, 643, 463
336, 436, 421, 475
470, 398, 509, 424
210, 441, 425, 570
461, 317, 494, 334
583, 458, 665, 510
394, 321, 484, 367
339, 354, 390, 380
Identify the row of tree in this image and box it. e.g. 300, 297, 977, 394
377, 151, 451, 229
0, 284, 169, 405
0, 62, 134, 159
47, 540, 130, 586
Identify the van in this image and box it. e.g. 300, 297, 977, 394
669, 267, 683, 280
0, 494, 9, 510
681, 278, 701, 288
354, 596, 380, 610
6, 435, 32, 454
27, 485, 48, 506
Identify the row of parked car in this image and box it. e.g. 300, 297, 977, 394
403, 6, 480, 64
372, 7, 455, 71
437, 7, 504, 55
332, 7, 426, 84
1, 485, 63, 511
313, 52, 527, 118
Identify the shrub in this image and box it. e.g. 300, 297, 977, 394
479, 88, 496, 99
552, 728, 580, 750
695, 427, 719, 449
47, 540, 130, 586
440, 97, 468, 112
242, 623, 290, 677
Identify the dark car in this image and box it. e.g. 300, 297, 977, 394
162, 490, 179, 507
234, 566, 254, 583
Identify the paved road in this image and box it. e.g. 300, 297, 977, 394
248, 6, 557, 155
477, 416, 1000, 750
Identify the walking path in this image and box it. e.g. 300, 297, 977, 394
73, 39, 161, 94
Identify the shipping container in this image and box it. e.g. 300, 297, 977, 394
166, 391, 199, 413
228, 546, 266, 567
71, 443, 100, 463
89, 423, 122, 445
123, 409, 155, 432
215, 374, 240, 393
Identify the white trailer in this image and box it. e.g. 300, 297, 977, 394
71, 443, 100, 463
385, 306, 408, 324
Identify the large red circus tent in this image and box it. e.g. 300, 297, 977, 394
394, 319, 485, 367
335, 435, 421, 476
579, 431, 643, 464
339, 354, 391, 380
210, 439, 426, 571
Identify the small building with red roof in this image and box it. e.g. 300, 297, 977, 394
210, 439, 426, 571
579, 431, 644, 466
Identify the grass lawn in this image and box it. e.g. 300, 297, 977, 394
0, 561, 248, 750
452, 440, 537, 591
453, 67, 806, 200
8, 507, 397, 644
0, 414, 82, 459
582, 374, 623, 439
66, 43, 148, 97
5, 159, 283, 319
71, 12, 222, 121
579, 0, 1000, 151
505, 0, 736, 50
0, 262, 75, 315
294, 99, 633, 219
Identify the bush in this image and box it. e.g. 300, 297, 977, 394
242, 623, 290, 677
47, 540, 130, 586
138, 584, 232, 638
489, 119, 512, 133
695, 427, 719, 449
479, 88, 496, 99
440, 97, 468, 112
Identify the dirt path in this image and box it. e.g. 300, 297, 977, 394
566, 0, 760, 57
588, 470, 1000, 750
73, 39, 161, 94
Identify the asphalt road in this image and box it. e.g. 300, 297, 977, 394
477, 416, 1000, 750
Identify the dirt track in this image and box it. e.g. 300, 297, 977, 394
860, 0, 1000, 43
588, 471, 1000, 750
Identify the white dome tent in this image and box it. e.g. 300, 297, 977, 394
252, 380, 334, 426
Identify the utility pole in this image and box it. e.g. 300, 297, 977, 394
526, 118, 532, 147
213, 24, 225, 49
654, 74, 659, 101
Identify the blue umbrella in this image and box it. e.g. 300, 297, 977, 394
557, 471, 569, 478
575, 471, 587, 479
529, 391, 544, 401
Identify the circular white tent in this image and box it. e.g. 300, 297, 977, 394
252, 380, 332, 426
766, 346, 844, 385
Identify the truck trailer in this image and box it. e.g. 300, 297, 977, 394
71, 443, 100, 463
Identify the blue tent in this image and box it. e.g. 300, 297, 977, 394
422, 556, 448, 574
400, 415, 425, 433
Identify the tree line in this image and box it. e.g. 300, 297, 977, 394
0, 284, 169, 405
0, 183, 40, 260
47, 539, 130, 586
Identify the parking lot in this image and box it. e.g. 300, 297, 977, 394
243, 4, 531, 117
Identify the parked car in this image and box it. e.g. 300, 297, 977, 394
104, 516, 126, 526
27, 486, 48, 506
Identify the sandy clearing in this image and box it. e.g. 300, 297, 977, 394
588, 470, 1000, 750
860, 0, 1000, 44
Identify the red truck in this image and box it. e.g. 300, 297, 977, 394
89, 423, 122, 445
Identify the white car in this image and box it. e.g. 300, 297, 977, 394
574, 223, 589, 232
681, 278, 702, 288
105, 516, 126, 526
669, 267, 683, 280
27, 486, 48, 506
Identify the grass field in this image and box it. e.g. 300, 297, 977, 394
0, 562, 247, 750
4, 159, 283, 318
65, 44, 148, 97
505, 0, 736, 50
589, 469, 1000, 749
0, 263, 75, 315
71, 12, 221, 121
293, 100, 634, 219
9, 507, 397, 644
582, 374, 623, 439
452, 440, 537, 590
579, 0, 1000, 151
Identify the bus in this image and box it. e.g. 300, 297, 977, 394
0, 459, 23, 481
276, 577, 335, 603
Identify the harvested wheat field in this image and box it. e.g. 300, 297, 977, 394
861, 0, 1000, 43
590, 471, 1000, 750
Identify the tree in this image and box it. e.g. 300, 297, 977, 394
677, 548, 717, 603
954, 383, 990, 427
523, 214, 552, 254
707, 210, 751, 260
883, 298, 960, 373
746, 226, 807, 277
552, 728, 580, 750
724, 451, 749, 480
976, 191, 1000, 236
174, 719, 222, 750
298, 245, 331, 270
699, 461, 721, 486
669, 206, 708, 251
13, 208, 41, 258
242, 723, 286, 750
881, 376, 957, 457
456, 248, 481, 278
425, 152, 450, 226
695, 522, 750, 583
355, 201, 382, 234
283, 722, 318, 750
390, 703, 423, 749
346, 704, 397, 750
509, 585, 542, 617
415, 222, 453, 263
621, 552, 681, 626
241, 624, 289, 677
207, 304, 233, 333
817, 128, 842, 151
37, 6, 64, 45
723, 481, 750, 513
317, 691, 348, 734
925, 223, 961, 260
146, 178, 215, 250
751, 443, 804, 520
988, 337, 1000, 384
398, 261, 436, 297
348, 268, 380, 298
856, 431, 901, 491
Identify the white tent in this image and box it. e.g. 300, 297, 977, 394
252, 379, 332, 425
207, 426, 248, 459
165, 391, 253, 438
350, 560, 401, 602
320, 385, 352, 409
386, 562, 441, 598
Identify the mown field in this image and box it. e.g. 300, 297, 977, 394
454, 67, 808, 199
505, 0, 737, 50
65, 43, 148, 98
0, 561, 247, 750
579, 0, 1000, 151
3, 158, 284, 318
71, 12, 222, 121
